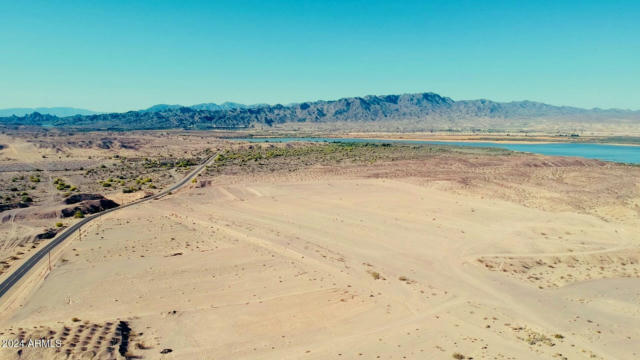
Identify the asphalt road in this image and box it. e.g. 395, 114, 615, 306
0, 153, 216, 300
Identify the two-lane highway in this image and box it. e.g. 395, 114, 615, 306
0, 153, 217, 300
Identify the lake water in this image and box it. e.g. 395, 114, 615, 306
236, 137, 640, 164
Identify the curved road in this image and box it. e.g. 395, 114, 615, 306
0, 153, 217, 300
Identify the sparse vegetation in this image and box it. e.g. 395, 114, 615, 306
73, 210, 85, 218
523, 330, 555, 346
206, 142, 512, 176
136, 177, 153, 185
54, 178, 75, 192
452, 352, 465, 359
122, 186, 140, 193
135, 342, 152, 350
176, 159, 195, 168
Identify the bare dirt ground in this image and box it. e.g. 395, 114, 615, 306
0, 137, 639, 360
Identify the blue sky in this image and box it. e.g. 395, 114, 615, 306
1, 0, 638, 112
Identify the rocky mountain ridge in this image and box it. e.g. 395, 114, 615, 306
2, 92, 638, 132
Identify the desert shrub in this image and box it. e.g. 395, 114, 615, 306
73, 210, 84, 218
135, 342, 152, 350
452, 353, 465, 360
176, 159, 196, 167
526, 331, 554, 346
55, 222, 63, 227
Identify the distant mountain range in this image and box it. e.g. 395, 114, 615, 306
1, 93, 639, 132
0, 102, 264, 117
0, 107, 98, 117
143, 102, 267, 113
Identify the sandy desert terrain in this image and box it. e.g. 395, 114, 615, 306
0, 138, 639, 360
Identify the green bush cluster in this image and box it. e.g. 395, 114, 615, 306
176, 159, 196, 168
136, 177, 152, 185
54, 178, 76, 191
122, 186, 140, 193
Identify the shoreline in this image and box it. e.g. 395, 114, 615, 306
231, 135, 640, 165
226, 132, 640, 146
231, 135, 640, 148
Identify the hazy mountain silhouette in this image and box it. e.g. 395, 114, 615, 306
144, 102, 267, 112
2, 92, 639, 132
0, 107, 97, 117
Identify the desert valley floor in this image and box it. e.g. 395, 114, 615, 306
0, 137, 639, 360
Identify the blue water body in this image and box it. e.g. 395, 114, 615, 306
235, 137, 640, 164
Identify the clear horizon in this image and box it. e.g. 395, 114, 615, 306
1, 1, 638, 112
